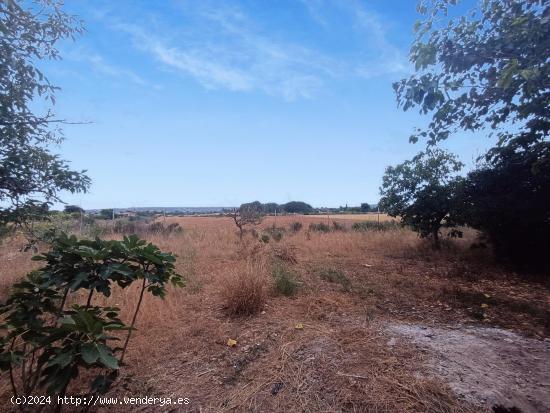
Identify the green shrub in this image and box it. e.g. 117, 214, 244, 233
315, 267, 352, 291
261, 234, 270, 243
351, 221, 400, 232
309, 222, 331, 233
0, 233, 183, 399
272, 262, 300, 296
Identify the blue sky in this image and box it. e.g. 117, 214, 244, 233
45, 0, 488, 209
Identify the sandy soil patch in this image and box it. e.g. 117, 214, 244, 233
387, 323, 550, 413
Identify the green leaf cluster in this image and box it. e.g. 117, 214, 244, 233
0, 232, 183, 398
0, 1, 90, 228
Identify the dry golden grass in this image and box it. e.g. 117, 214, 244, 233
303, 212, 396, 222
1, 214, 549, 412
221, 259, 268, 316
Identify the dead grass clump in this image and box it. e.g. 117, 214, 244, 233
270, 244, 298, 264
308, 222, 331, 233
264, 225, 285, 242
331, 220, 347, 231
288, 221, 302, 233
234, 240, 264, 260
222, 261, 267, 316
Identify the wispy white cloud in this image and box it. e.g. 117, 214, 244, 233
105, 1, 408, 99
66, 47, 162, 89
63, 43, 162, 90
87, 54, 148, 86
112, 8, 337, 101
340, 0, 410, 78
301, 0, 409, 78
299, 0, 329, 27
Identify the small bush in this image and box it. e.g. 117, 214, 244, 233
272, 230, 283, 242
113, 219, 137, 234
265, 225, 285, 242
0, 233, 182, 400
148, 222, 165, 233
166, 222, 183, 234
222, 264, 266, 316
332, 221, 347, 231
271, 244, 298, 264
147, 222, 183, 235
352, 221, 400, 232
272, 262, 300, 296
85, 223, 107, 238
260, 234, 270, 243
316, 267, 352, 291
309, 222, 331, 233
289, 221, 303, 233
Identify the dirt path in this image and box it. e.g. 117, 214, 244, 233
386, 323, 550, 413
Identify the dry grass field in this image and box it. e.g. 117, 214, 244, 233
1, 215, 549, 412
294, 213, 396, 221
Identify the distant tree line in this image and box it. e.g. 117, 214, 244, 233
235, 201, 379, 215
237, 201, 314, 215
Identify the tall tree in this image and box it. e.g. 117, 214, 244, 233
380, 149, 463, 249
393, 0, 549, 268
0, 0, 90, 227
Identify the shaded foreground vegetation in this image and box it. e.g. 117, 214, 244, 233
1, 214, 549, 412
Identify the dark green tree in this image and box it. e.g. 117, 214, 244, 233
262, 202, 280, 214
379, 149, 463, 249
394, 0, 549, 267
0, 0, 90, 228
100, 209, 114, 220
282, 201, 313, 214
394, 0, 549, 148
360, 203, 371, 212
64, 205, 84, 214
454, 147, 550, 270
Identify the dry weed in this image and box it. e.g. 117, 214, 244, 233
221, 260, 268, 316
0, 214, 548, 412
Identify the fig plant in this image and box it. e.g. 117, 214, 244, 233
0, 233, 183, 403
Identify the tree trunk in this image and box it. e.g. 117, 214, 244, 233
120, 277, 147, 364
432, 229, 440, 250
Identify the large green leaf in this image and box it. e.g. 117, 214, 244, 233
97, 344, 119, 369
81, 343, 100, 364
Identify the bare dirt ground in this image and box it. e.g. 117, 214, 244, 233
1, 215, 550, 412
387, 323, 550, 413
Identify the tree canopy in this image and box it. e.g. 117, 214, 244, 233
380, 149, 463, 248
389, 0, 549, 268
282, 201, 313, 214
0, 0, 90, 227
394, 0, 549, 150
64, 205, 84, 214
